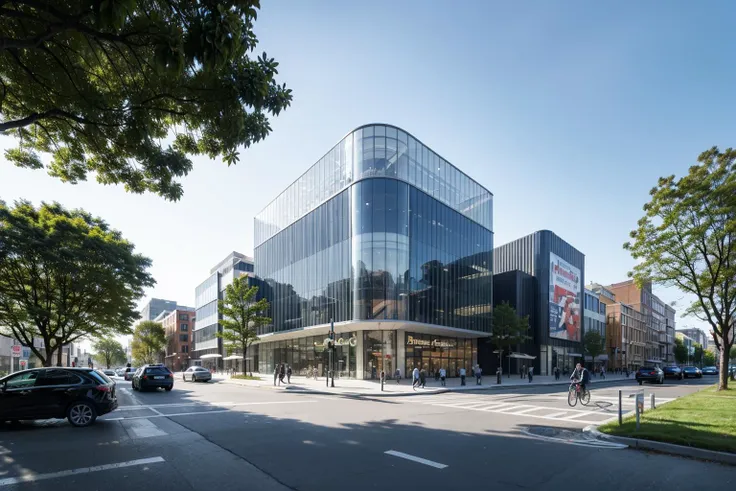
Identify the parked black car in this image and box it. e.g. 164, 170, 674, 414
701, 366, 718, 375
0, 368, 118, 427
132, 364, 174, 391
682, 366, 702, 378
662, 366, 683, 380
635, 366, 664, 385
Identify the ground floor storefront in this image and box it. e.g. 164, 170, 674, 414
254, 328, 479, 380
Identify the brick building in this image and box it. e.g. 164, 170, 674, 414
161, 308, 196, 372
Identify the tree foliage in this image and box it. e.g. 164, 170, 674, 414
131, 320, 165, 365
703, 349, 716, 367
673, 337, 688, 365
693, 343, 704, 366
583, 330, 605, 363
0, 0, 292, 201
0, 199, 153, 366
489, 302, 530, 376
93, 337, 126, 368
217, 276, 269, 374
624, 147, 735, 389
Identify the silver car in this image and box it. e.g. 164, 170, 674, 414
183, 366, 212, 382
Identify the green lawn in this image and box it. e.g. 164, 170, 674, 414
599, 386, 736, 453
230, 374, 261, 381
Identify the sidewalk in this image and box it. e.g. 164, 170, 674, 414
217, 372, 633, 397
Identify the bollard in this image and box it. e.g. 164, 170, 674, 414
618, 390, 623, 425
497, 369, 501, 385
650, 393, 655, 409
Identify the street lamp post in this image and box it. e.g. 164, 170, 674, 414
328, 318, 335, 388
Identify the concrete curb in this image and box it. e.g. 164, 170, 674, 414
582, 425, 736, 466
220, 376, 635, 398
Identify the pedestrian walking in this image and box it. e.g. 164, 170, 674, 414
395, 368, 401, 384
278, 364, 286, 385
521, 364, 526, 379
412, 367, 420, 390
440, 367, 446, 386
600, 366, 606, 379
273, 366, 278, 386
460, 366, 466, 386
313, 366, 318, 380
528, 365, 534, 383
419, 368, 427, 389
286, 365, 292, 383
475, 365, 482, 385
554, 366, 560, 380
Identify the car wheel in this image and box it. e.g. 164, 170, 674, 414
660, 377, 665, 384
165, 386, 173, 391
67, 401, 97, 427
638, 380, 643, 385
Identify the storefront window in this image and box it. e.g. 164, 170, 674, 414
404, 333, 475, 377
363, 331, 396, 379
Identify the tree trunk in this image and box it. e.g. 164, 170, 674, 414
56, 346, 63, 367
243, 343, 249, 376
43, 350, 53, 367
718, 344, 730, 390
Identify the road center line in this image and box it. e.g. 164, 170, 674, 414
385, 450, 448, 469
0, 457, 165, 487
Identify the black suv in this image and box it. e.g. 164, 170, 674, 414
132, 364, 174, 391
635, 366, 664, 385
0, 368, 118, 427
662, 366, 683, 380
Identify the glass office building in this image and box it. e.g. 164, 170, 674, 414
254, 124, 493, 379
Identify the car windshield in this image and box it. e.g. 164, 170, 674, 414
145, 367, 170, 375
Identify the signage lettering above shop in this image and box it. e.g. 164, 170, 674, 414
406, 335, 457, 349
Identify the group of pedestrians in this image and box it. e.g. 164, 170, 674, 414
520, 364, 535, 382
406, 365, 483, 389
273, 364, 293, 385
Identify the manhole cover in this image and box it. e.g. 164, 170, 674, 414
521, 426, 627, 449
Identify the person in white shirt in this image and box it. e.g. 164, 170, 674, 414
459, 367, 466, 386
439, 367, 446, 386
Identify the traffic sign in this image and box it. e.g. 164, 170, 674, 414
11, 345, 21, 357
19, 360, 27, 370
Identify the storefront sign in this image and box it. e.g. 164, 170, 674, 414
316, 336, 357, 348
406, 335, 457, 349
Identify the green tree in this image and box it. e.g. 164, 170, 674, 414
131, 320, 165, 365
583, 330, 606, 365
93, 337, 126, 368
693, 343, 704, 366
0, 0, 292, 201
730, 345, 736, 363
0, 200, 153, 366
489, 302, 530, 378
624, 147, 735, 390
217, 276, 269, 375
703, 349, 716, 367
673, 337, 688, 365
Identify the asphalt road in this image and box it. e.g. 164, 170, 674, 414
0, 375, 732, 491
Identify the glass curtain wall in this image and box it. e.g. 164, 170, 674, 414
255, 124, 493, 247
363, 331, 397, 380
257, 334, 357, 378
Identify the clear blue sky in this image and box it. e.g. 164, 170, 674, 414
2, 0, 734, 338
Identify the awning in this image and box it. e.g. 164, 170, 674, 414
199, 354, 222, 360
566, 352, 583, 357
223, 355, 242, 361
508, 352, 537, 360
646, 359, 662, 364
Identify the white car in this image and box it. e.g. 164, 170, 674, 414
182, 366, 213, 382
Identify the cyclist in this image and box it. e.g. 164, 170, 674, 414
570, 362, 590, 396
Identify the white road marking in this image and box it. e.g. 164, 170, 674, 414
0, 457, 165, 487
122, 419, 167, 439
108, 400, 318, 421
519, 428, 627, 449
495, 405, 529, 413
560, 411, 598, 420
513, 407, 546, 415
118, 401, 235, 410
543, 412, 569, 419
148, 407, 165, 416
385, 450, 448, 469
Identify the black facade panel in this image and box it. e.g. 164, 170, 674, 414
492, 231, 586, 374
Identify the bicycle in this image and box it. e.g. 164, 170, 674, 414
567, 380, 590, 407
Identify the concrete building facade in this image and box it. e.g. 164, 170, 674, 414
161, 308, 196, 372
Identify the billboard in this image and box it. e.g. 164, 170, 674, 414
549, 252, 582, 341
